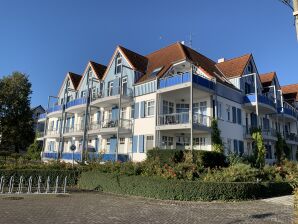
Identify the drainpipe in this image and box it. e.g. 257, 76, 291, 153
190, 64, 193, 151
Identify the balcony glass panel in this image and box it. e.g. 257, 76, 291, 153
243, 94, 275, 108
47, 105, 62, 114
65, 98, 87, 109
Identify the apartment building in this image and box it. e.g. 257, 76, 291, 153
37, 42, 298, 163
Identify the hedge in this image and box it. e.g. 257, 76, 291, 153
0, 169, 80, 186
78, 171, 293, 201
147, 149, 227, 168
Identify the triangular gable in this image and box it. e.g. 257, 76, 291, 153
58, 72, 81, 98
76, 61, 106, 91
101, 46, 146, 80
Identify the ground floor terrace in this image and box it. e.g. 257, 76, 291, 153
0, 192, 293, 224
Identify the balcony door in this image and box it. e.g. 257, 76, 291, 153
121, 77, 127, 95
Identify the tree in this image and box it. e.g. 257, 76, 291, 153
251, 128, 266, 168
276, 132, 286, 164
26, 139, 43, 160
211, 119, 224, 153
0, 72, 34, 153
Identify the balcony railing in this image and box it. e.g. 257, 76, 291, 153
64, 124, 84, 134
244, 126, 277, 138
65, 98, 87, 109
285, 133, 298, 142
46, 128, 59, 136
47, 105, 62, 114
278, 107, 297, 118
36, 131, 44, 138
92, 87, 133, 101
158, 73, 215, 90
42, 152, 58, 160
157, 112, 211, 127
101, 119, 132, 129
243, 94, 276, 109
38, 113, 46, 120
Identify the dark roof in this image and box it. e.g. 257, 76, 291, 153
119, 46, 148, 73
89, 61, 107, 80
259, 72, 276, 87
68, 72, 82, 90
216, 54, 252, 78
281, 84, 298, 101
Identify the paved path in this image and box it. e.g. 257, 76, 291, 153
0, 193, 294, 224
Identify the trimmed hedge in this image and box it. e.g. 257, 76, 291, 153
0, 169, 80, 186
147, 149, 227, 168
78, 171, 293, 201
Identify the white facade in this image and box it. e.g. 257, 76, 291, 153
37, 43, 298, 163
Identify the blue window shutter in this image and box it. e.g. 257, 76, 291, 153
111, 106, 119, 121
134, 103, 139, 119
71, 117, 75, 128
237, 108, 242, 125
139, 135, 144, 153
110, 138, 117, 153
232, 107, 237, 123
132, 136, 138, 153
140, 101, 145, 118
131, 105, 135, 118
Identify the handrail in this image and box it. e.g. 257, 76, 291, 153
92, 87, 133, 101
157, 112, 211, 127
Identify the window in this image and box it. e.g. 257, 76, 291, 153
145, 100, 155, 117
176, 103, 189, 113
146, 135, 154, 150
227, 138, 232, 153
115, 53, 122, 74
108, 82, 113, 96
162, 136, 173, 147
81, 91, 86, 98
226, 105, 231, 122
163, 100, 174, 114
150, 67, 163, 78
234, 140, 238, 154
247, 61, 254, 73
120, 138, 125, 144
194, 137, 206, 146
106, 138, 110, 145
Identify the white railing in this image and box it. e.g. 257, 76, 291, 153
158, 112, 211, 127
64, 124, 84, 134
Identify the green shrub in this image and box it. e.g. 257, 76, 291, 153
147, 149, 227, 168
78, 172, 293, 201
203, 163, 260, 182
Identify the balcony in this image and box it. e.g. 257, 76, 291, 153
36, 131, 45, 140
37, 113, 46, 121
285, 133, 298, 143
63, 124, 84, 137
65, 98, 87, 113
278, 107, 297, 121
47, 105, 62, 117
157, 112, 211, 132
243, 94, 276, 113
91, 87, 133, 108
45, 128, 60, 138
243, 126, 277, 140
61, 152, 82, 161
42, 152, 58, 160
157, 73, 215, 92
99, 119, 132, 135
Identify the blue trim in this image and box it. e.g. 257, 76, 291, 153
43, 152, 58, 160
65, 98, 87, 109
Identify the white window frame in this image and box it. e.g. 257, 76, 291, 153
145, 100, 155, 117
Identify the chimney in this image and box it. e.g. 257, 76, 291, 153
218, 58, 225, 63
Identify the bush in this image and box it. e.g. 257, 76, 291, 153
147, 149, 227, 168
26, 139, 43, 160
78, 172, 293, 201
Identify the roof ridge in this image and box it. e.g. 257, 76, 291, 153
145, 42, 181, 57
282, 83, 298, 87
260, 71, 276, 76
118, 45, 147, 59
216, 53, 252, 64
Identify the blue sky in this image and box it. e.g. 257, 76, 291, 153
0, 0, 297, 108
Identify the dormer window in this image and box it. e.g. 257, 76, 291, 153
115, 53, 122, 74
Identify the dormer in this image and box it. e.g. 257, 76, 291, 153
57, 72, 81, 105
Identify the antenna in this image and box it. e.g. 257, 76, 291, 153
189, 32, 193, 48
